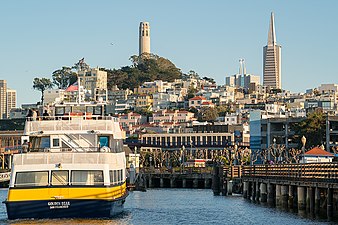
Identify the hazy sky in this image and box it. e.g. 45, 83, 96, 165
1, 0, 338, 105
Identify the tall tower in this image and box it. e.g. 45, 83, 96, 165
7, 89, 16, 118
0, 80, 7, 119
139, 22, 150, 56
263, 12, 282, 89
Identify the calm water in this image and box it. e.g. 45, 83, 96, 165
0, 188, 333, 225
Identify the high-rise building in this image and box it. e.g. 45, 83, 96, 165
225, 59, 260, 91
139, 22, 150, 56
0, 80, 7, 119
7, 89, 16, 118
263, 12, 282, 89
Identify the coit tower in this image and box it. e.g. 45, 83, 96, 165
139, 22, 150, 56
263, 12, 282, 89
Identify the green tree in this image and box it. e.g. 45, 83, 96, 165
107, 54, 182, 90
203, 76, 216, 84
52, 66, 77, 89
292, 110, 326, 148
101, 68, 128, 90
197, 107, 218, 122
33, 77, 53, 105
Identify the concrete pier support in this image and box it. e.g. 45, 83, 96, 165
327, 188, 333, 220
182, 179, 186, 188
227, 180, 233, 195
212, 165, 220, 195
260, 183, 267, 203
281, 185, 288, 209
221, 180, 227, 195
315, 187, 320, 214
247, 181, 253, 200
243, 182, 248, 199
170, 178, 175, 188
288, 185, 294, 209
297, 186, 306, 210
309, 187, 315, 215
204, 179, 210, 189
276, 185, 281, 207
160, 178, 164, 188
255, 182, 260, 203
148, 176, 153, 188
252, 182, 256, 202
267, 183, 275, 207
306, 187, 311, 212
193, 179, 198, 188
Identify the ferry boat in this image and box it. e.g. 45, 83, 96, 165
3, 103, 128, 219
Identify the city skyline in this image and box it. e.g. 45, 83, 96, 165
0, 1, 338, 105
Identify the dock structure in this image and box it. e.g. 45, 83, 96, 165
213, 163, 338, 220
135, 168, 212, 189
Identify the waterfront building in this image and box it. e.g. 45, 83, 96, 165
139, 22, 150, 56
263, 12, 282, 89
326, 116, 338, 152
249, 110, 305, 153
301, 146, 334, 163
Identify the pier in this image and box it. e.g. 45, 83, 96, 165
213, 163, 338, 220
136, 168, 212, 189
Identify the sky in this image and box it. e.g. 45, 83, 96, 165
1, 0, 338, 106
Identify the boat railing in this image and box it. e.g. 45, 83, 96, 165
13, 151, 125, 166
27, 146, 122, 153
24, 115, 122, 136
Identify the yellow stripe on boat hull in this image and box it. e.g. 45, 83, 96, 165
7, 183, 127, 202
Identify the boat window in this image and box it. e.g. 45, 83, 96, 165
71, 170, 104, 186
94, 106, 102, 115
52, 138, 60, 147
40, 137, 50, 149
51, 170, 69, 186
99, 136, 109, 147
55, 107, 65, 116
110, 169, 123, 185
111, 139, 123, 153
15, 171, 49, 187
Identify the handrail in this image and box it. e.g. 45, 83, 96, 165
240, 162, 338, 182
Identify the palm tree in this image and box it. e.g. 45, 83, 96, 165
33, 77, 53, 105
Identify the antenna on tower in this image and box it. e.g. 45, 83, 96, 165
239, 58, 245, 75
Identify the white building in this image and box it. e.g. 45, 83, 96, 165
78, 67, 107, 101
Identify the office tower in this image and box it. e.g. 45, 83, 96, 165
0, 80, 7, 119
263, 12, 282, 89
7, 89, 16, 118
139, 22, 150, 56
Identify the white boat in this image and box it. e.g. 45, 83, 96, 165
4, 103, 128, 219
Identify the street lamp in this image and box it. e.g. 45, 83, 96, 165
273, 138, 276, 163
301, 135, 306, 161
182, 145, 185, 172
233, 144, 238, 165
301, 136, 306, 151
